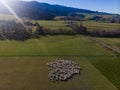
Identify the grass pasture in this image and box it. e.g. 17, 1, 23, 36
0, 57, 117, 90
38, 20, 72, 30
0, 35, 112, 56
96, 38, 120, 50
83, 21, 120, 31
0, 35, 120, 89
89, 56, 120, 90
38, 20, 120, 31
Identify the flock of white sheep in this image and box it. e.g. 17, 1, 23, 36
47, 60, 82, 82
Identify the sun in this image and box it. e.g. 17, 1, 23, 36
0, 0, 7, 3
0, 0, 26, 27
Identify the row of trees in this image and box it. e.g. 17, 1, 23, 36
0, 20, 119, 41
54, 14, 120, 23
88, 29, 120, 37
71, 22, 120, 37
0, 20, 87, 40
54, 14, 85, 21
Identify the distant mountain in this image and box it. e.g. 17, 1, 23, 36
0, 0, 112, 20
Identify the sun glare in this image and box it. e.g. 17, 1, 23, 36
0, 0, 26, 27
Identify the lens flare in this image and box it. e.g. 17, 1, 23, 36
0, 0, 26, 27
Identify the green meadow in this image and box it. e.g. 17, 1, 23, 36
0, 35, 120, 90
0, 57, 118, 90
0, 35, 113, 56
38, 20, 120, 31
96, 38, 120, 50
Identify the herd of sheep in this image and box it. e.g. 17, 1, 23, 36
47, 60, 82, 82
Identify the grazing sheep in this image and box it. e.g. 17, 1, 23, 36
47, 60, 82, 82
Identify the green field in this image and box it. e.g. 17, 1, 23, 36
38, 20, 72, 30
38, 20, 120, 31
0, 57, 118, 90
0, 35, 112, 56
83, 21, 120, 31
0, 35, 120, 90
96, 38, 120, 50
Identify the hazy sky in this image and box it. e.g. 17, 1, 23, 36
22, 0, 120, 14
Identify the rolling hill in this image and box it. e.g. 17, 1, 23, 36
0, 0, 112, 20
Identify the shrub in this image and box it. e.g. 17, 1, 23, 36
0, 20, 34, 40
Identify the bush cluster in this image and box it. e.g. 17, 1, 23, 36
89, 29, 120, 37
0, 20, 44, 40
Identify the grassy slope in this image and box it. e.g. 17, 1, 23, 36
0, 57, 117, 90
0, 35, 120, 89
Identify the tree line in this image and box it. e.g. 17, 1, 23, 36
0, 20, 119, 41
54, 15, 120, 24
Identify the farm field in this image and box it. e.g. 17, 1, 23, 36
0, 57, 118, 90
38, 20, 72, 30
0, 0, 120, 89
38, 20, 120, 31
0, 35, 120, 90
0, 35, 112, 56
89, 54, 120, 90
83, 21, 120, 31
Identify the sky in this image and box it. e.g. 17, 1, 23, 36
23, 0, 120, 14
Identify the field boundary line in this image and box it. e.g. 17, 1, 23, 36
87, 36, 120, 57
